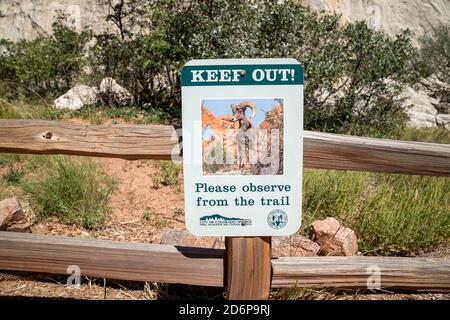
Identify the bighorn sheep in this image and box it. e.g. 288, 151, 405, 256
230, 101, 256, 130
230, 101, 257, 169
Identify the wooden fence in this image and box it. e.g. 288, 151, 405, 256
0, 119, 449, 299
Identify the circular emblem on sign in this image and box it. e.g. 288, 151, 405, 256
267, 209, 288, 229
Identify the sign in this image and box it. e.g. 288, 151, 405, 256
181, 59, 303, 236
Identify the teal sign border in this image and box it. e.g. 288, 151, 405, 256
181, 64, 303, 86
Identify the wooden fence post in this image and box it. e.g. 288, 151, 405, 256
226, 236, 272, 300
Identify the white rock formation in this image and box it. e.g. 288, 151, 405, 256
303, 0, 450, 44
0, 0, 111, 41
99, 77, 132, 106
401, 74, 450, 129
436, 114, 450, 129
401, 86, 440, 128
53, 84, 98, 110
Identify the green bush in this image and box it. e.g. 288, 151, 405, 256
4, 0, 410, 133
0, 1, 417, 134
22, 156, 116, 229
417, 24, 450, 80
0, 17, 91, 101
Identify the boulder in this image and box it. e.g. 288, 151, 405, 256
159, 229, 224, 249
414, 74, 450, 114
436, 114, 450, 129
99, 77, 132, 106
272, 234, 320, 257
54, 84, 98, 110
401, 86, 439, 128
0, 197, 31, 232
310, 217, 358, 256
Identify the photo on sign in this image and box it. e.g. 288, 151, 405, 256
202, 98, 284, 176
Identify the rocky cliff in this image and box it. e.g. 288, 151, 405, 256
303, 0, 450, 41
0, 0, 449, 41
0, 0, 111, 41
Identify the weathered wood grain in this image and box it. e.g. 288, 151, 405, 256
303, 131, 450, 176
0, 231, 225, 287
1, 232, 449, 292
1, 120, 449, 176
0, 120, 180, 160
272, 256, 450, 291
226, 237, 272, 299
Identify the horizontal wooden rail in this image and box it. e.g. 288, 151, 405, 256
0, 232, 225, 287
1, 120, 449, 176
272, 256, 450, 291
0, 232, 449, 291
0, 120, 180, 160
303, 131, 450, 176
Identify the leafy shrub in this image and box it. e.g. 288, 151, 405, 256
417, 24, 450, 81
88, 0, 416, 134
0, 1, 418, 133
0, 17, 91, 101
22, 156, 116, 229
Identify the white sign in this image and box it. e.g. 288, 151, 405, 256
182, 59, 303, 236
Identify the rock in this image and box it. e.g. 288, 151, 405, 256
99, 77, 132, 106
310, 217, 358, 256
436, 114, 450, 129
415, 74, 450, 114
79, 230, 90, 238
159, 230, 224, 249
302, 0, 450, 44
54, 84, 98, 110
0, 197, 31, 232
401, 86, 439, 128
272, 234, 320, 257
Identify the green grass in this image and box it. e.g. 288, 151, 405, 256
0, 101, 174, 124
22, 156, 116, 230
356, 174, 449, 254
69, 105, 171, 125
0, 100, 68, 120
302, 169, 450, 255
142, 210, 171, 229
398, 127, 450, 144
2, 164, 25, 185
301, 126, 450, 255
152, 161, 182, 188
302, 169, 370, 228
0, 153, 21, 166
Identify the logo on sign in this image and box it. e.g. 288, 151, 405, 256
200, 214, 252, 227
267, 209, 288, 229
